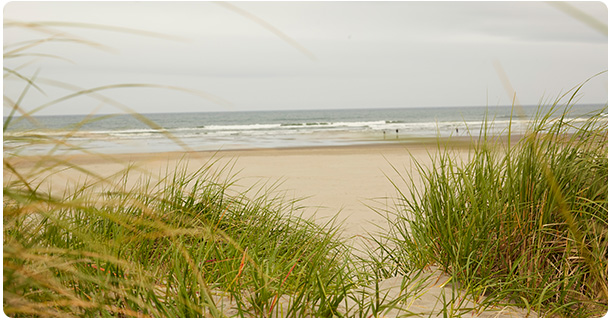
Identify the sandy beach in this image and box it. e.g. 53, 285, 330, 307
5, 141, 537, 317
7, 142, 458, 244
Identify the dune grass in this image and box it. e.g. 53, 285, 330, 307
4, 150, 368, 317
377, 91, 608, 317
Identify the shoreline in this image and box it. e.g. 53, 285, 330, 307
6, 136, 477, 166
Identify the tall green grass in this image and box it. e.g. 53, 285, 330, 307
379, 90, 608, 317
4, 156, 362, 317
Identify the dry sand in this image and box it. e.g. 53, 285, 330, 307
5, 142, 536, 317
7, 142, 445, 248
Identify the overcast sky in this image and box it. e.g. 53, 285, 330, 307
3, 1, 608, 116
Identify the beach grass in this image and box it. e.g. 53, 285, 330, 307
376, 89, 608, 317
4, 148, 369, 317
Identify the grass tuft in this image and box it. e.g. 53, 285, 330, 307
378, 86, 608, 317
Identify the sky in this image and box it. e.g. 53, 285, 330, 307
3, 1, 608, 116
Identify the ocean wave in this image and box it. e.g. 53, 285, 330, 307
203, 123, 282, 131
6, 116, 590, 139
280, 122, 331, 127
4, 108, 603, 157
200, 120, 388, 131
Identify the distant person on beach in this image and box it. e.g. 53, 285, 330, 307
395, 129, 399, 139
383, 130, 386, 139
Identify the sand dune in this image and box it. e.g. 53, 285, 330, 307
5, 142, 537, 317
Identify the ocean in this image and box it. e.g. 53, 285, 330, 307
4, 104, 607, 155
